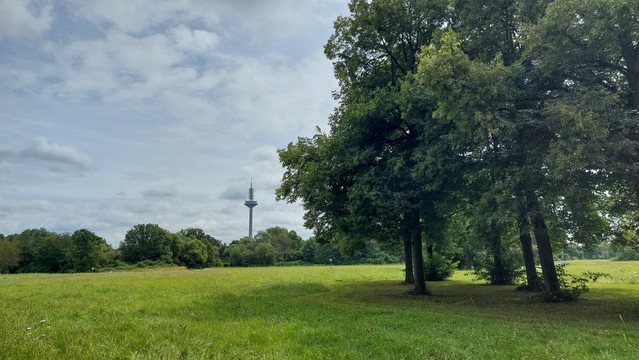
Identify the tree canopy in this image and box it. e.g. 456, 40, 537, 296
278, 0, 639, 299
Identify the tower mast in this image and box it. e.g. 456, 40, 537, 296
244, 179, 258, 238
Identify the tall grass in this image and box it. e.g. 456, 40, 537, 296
0, 261, 637, 359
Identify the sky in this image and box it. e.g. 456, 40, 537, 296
0, 0, 350, 246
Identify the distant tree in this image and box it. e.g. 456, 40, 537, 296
70, 229, 109, 272
9, 228, 53, 271
226, 242, 249, 267
120, 224, 173, 263
178, 228, 224, 266
314, 242, 342, 265
347, 240, 400, 265
0, 239, 20, 273
252, 242, 277, 266
34, 233, 72, 273
179, 238, 209, 269
300, 239, 316, 263
178, 228, 223, 248
254, 227, 304, 262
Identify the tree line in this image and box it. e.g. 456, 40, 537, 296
0, 225, 399, 274
277, 0, 639, 300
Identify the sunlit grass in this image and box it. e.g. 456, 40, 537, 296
0, 261, 637, 359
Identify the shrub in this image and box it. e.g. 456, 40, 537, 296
542, 264, 610, 302
424, 253, 458, 281
471, 250, 524, 285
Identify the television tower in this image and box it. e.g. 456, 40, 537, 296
244, 180, 258, 238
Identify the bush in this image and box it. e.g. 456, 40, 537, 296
542, 264, 610, 302
471, 250, 524, 285
424, 253, 458, 281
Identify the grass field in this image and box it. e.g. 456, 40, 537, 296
0, 260, 637, 359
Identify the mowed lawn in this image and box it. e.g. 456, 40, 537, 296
0, 261, 637, 359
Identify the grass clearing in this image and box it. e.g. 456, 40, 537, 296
0, 260, 637, 359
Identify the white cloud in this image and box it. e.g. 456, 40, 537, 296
222, 53, 337, 135
43, 30, 186, 101
171, 25, 219, 54
0, 137, 93, 174
67, 0, 219, 35
0, 197, 52, 213
0, 0, 53, 38
24, 137, 93, 171
141, 184, 182, 199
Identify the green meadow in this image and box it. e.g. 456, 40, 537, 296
1, 261, 637, 359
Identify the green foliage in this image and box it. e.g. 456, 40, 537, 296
615, 247, 639, 261
423, 253, 457, 281
2, 226, 225, 273
472, 249, 525, 286
543, 264, 610, 302
0, 239, 20, 273
177, 238, 209, 269
612, 210, 639, 249
252, 242, 277, 266
70, 229, 109, 272
120, 224, 173, 264
33, 233, 72, 273
174, 228, 223, 269
222, 231, 397, 267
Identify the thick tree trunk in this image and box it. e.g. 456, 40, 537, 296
410, 208, 430, 295
490, 232, 507, 285
527, 191, 560, 294
518, 204, 539, 289
403, 235, 414, 284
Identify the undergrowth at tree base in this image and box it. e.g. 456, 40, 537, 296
520, 264, 611, 302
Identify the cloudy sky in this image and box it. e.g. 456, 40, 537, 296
0, 0, 349, 246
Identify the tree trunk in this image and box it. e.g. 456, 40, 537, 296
526, 191, 560, 294
403, 235, 414, 284
410, 208, 430, 295
490, 230, 507, 285
426, 244, 434, 258
464, 252, 473, 270
518, 204, 539, 289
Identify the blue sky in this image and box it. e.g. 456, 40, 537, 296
0, 0, 349, 246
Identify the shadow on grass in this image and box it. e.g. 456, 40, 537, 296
316, 279, 639, 324
180, 277, 638, 326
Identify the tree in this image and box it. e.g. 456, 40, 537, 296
254, 227, 303, 262
520, 0, 639, 292
9, 228, 56, 272
179, 238, 209, 269
120, 224, 173, 264
279, 0, 453, 295
178, 228, 223, 248
300, 239, 317, 263
252, 242, 277, 266
33, 233, 72, 273
177, 228, 223, 267
226, 243, 248, 267
70, 229, 109, 272
0, 239, 20, 273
